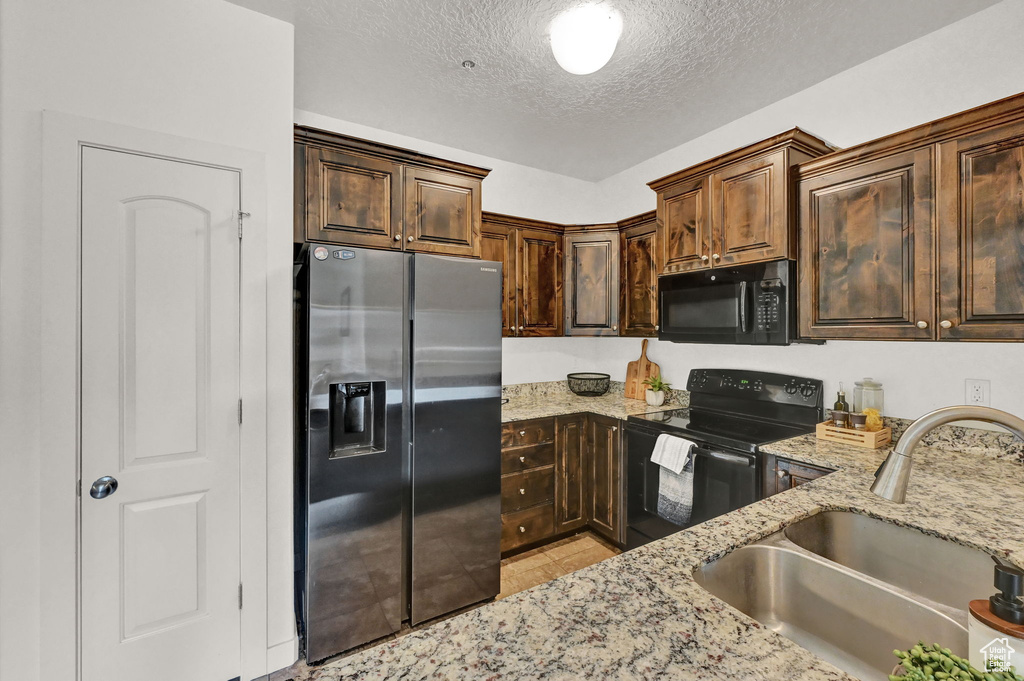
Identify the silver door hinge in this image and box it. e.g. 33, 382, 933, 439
238, 399, 243, 424
238, 583, 243, 610
237, 211, 250, 239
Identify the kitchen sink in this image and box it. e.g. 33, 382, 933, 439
784, 511, 994, 615
692, 513, 991, 680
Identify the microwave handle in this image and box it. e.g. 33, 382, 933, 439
738, 281, 749, 334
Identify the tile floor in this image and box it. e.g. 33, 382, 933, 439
497, 532, 620, 599
270, 532, 619, 680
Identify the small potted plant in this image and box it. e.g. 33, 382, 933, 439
642, 374, 670, 406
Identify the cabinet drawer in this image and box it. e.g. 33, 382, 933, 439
501, 419, 555, 447
501, 503, 555, 552
501, 442, 555, 474
501, 467, 554, 513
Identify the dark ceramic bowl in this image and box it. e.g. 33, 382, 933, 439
567, 372, 611, 397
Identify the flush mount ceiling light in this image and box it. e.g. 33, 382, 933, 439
549, 3, 623, 75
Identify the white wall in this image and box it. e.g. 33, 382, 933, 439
504, 0, 1024, 422
295, 109, 597, 223
0, 1, 296, 679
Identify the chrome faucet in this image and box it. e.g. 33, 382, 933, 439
870, 405, 1024, 503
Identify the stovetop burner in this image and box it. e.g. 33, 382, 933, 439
628, 407, 815, 453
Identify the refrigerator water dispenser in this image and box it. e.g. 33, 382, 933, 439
329, 381, 386, 457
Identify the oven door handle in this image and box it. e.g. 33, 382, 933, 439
693, 447, 755, 466
738, 281, 749, 334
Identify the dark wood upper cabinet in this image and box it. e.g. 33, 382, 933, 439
480, 219, 517, 337
797, 91, 1024, 342
554, 414, 587, 534
302, 144, 403, 249
518, 228, 564, 337
564, 228, 620, 336
294, 126, 489, 257
404, 167, 481, 258
649, 129, 834, 276
587, 414, 624, 545
712, 149, 788, 266
798, 148, 935, 340
937, 119, 1024, 340
657, 176, 708, 273
618, 211, 659, 337
482, 213, 564, 337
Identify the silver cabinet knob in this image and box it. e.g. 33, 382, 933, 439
89, 476, 118, 499
940, 320, 953, 329
519, 488, 526, 495
611, 426, 618, 432
407, 235, 414, 242
393, 234, 401, 241
776, 470, 787, 478
916, 320, 929, 329
518, 326, 524, 331
519, 526, 526, 533
712, 253, 721, 261
519, 456, 526, 463
655, 325, 660, 331
701, 255, 709, 263
519, 430, 526, 436
612, 325, 618, 331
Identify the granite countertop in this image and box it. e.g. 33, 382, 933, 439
314, 418, 1024, 680
501, 380, 687, 423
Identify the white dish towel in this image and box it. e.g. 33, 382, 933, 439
651, 434, 696, 527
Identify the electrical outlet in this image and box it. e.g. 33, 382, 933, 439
965, 378, 991, 406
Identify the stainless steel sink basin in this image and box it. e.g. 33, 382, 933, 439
692, 514, 982, 680
784, 511, 993, 615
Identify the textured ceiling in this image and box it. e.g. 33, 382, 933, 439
230, 0, 997, 181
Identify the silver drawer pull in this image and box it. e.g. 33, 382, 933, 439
519, 488, 526, 495
519, 526, 526, 533
519, 456, 526, 463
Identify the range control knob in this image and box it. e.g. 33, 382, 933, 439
784, 382, 799, 395
800, 384, 817, 398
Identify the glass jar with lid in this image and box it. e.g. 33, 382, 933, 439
853, 378, 884, 415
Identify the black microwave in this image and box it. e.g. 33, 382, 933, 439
658, 260, 797, 345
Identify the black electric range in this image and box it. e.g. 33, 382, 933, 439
624, 368, 823, 550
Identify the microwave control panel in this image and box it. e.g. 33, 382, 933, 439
755, 280, 783, 332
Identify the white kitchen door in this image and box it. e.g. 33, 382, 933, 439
80, 146, 242, 681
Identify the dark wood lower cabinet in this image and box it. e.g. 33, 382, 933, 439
554, 415, 587, 534
501, 413, 625, 554
587, 414, 625, 545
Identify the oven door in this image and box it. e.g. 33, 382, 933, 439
658, 260, 793, 345
625, 425, 759, 550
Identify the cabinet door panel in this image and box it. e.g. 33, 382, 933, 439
938, 122, 1024, 340
404, 167, 480, 257
481, 222, 517, 337
565, 232, 620, 336
658, 177, 708, 274
554, 415, 586, 534
712, 150, 788, 265
517, 229, 563, 336
587, 415, 624, 545
305, 146, 402, 248
620, 221, 658, 337
799, 149, 934, 339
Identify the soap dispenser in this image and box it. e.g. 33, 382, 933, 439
969, 563, 1024, 673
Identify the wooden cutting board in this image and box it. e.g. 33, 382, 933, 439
624, 339, 660, 399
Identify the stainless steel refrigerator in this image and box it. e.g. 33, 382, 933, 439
294, 244, 502, 662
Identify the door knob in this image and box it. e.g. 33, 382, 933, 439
712, 253, 721, 261
701, 255, 709, 263
916, 320, 929, 329
393, 234, 401, 241
612, 325, 618, 331
407, 236, 414, 242
940, 320, 954, 329
89, 476, 118, 499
